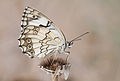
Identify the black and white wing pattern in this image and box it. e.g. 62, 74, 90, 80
18, 7, 67, 58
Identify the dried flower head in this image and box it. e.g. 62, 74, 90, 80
39, 56, 71, 80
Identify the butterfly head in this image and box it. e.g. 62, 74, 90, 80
67, 41, 73, 48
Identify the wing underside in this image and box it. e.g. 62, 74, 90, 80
18, 7, 66, 58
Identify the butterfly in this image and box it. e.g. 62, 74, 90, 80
18, 6, 89, 59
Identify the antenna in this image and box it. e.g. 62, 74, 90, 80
70, 32, 89, 42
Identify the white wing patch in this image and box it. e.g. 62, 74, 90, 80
29, 17, 49, 26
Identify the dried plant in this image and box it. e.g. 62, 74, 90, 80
39, 56, 71, 81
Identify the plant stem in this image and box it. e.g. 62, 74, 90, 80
52, 75, 58, 81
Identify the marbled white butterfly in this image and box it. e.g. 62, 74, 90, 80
18, 7, 89, 58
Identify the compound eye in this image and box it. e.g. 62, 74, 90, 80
68, 42, 73, 48
70, 42, 73, 45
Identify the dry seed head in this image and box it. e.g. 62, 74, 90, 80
39, 56, 71, 80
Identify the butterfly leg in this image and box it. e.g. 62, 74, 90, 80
64, 51, 70, 63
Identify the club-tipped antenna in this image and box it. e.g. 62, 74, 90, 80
70, 32, 89, 42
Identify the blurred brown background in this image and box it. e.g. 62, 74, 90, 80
0, 0, 120, 81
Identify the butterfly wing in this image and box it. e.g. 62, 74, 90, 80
18, 7, 66, 58
21, 7, 52, 28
